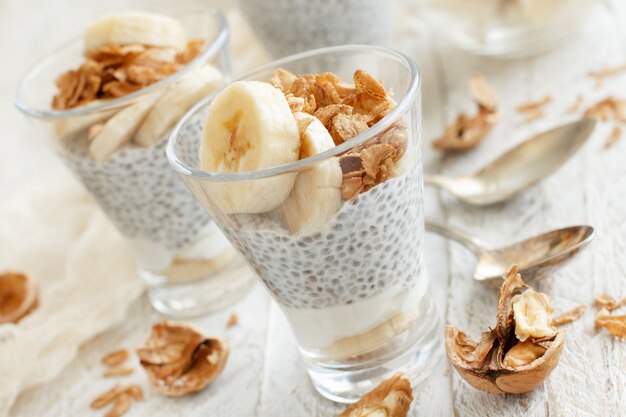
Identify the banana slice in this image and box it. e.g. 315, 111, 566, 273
200, 81, 300, 214
279, 113, 342, 234
53, 104, 116, 140
135, 65, 223, 147
85, 11, 187, 51
323, 311, 418, 360
517, 0, 559, 21
89, 93, 160, 162
392, 144, 415, 178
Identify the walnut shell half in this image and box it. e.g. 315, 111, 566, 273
446, 266, 565, 394
0, 272, 38, 324
137, 321, 228, 396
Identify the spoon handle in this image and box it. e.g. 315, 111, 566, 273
425, 219, 489, 256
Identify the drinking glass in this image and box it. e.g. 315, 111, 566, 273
414, 0, 597, 57
14, 8, 254, 318
167, 45, 441, 402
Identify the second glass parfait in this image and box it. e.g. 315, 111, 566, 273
168, 45, 441, 402
14, 8, 253, 317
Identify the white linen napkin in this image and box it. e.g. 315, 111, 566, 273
0, 180, 144, 416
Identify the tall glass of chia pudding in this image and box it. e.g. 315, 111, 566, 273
168, 45, 441, 402
14, 9, 254, 317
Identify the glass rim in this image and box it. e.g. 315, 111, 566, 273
167, 44, 420, 182
13, 7, 229, 120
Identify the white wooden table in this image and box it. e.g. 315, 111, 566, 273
2, 0, 626, 415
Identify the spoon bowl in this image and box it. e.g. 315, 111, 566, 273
474, 225, 595, 284
426, 220, 595, 285
426, 118, 597, 205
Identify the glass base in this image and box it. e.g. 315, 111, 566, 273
303, 304, 443, 404
141, 255, 255, 318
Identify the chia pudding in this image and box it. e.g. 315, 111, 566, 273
229, 167, 423, 309
179, 68, 431, 358
227, 163, 427, 353
46, 11, 234, 280
59, 129, 233, 278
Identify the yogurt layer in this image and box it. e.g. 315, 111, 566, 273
284, 271, 429, 352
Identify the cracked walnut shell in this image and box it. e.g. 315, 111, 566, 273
0, 272, 38, 324
137, 321, 228, 396
446, 265, 565, 394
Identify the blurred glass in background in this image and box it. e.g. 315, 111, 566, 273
236, 0, 597, 59
413, 0, 597, 57
238, 0, 392, 58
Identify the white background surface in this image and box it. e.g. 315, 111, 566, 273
2, 0, 626, 415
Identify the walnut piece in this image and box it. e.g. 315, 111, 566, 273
523, 109, 544, 123
595, 308, 626, 339
515, 95, 551, 113
469, 75, 497, 112
137, 321, 229, 396
101, 348, 129, 367
103, 366, 134, 377
552, 306, 586, 327
503, 341, 546, 368
583, 97, 626, 122
91, 385, 125, 409
104, 394, 131, 417
594, 293, 626, 311
432, 110, 500, 152
511, 289, 556, 341
568, 95, 584, 113
90, 384, 142, 417
226, 313, 238, 328
337, 374, 413, 417
126, 384, 143, 401
432, 76, 499, 152
0, 272, 38, 324
446, 265, 565, 394
605, 125, 622, 149
587, 64, 626, 87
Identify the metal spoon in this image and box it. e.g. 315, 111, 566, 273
425, 219, 595, 285
425, 118, 596, 205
